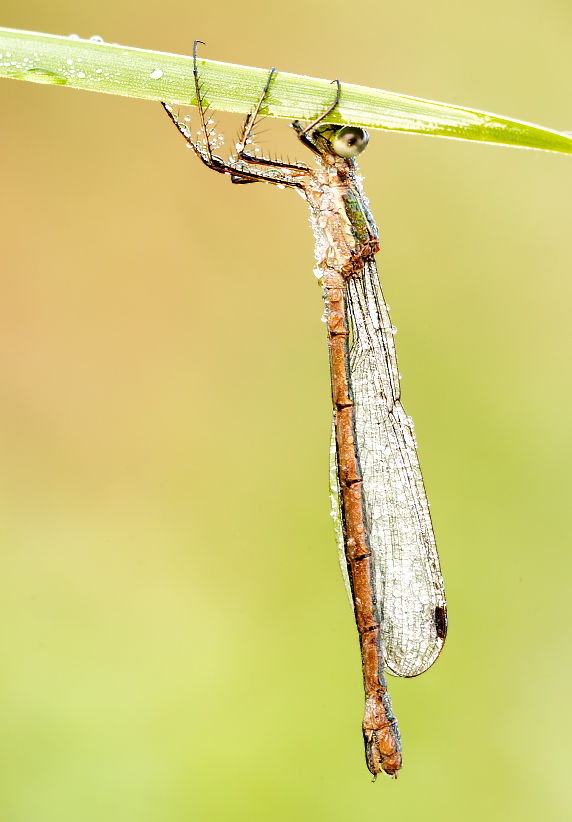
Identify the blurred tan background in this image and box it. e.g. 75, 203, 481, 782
1, 1, 572, 820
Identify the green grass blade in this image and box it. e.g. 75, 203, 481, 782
2, 27, 572, 155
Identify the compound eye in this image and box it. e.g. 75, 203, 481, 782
331, 126, 369, 158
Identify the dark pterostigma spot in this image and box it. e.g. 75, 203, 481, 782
435, 605, 448, 639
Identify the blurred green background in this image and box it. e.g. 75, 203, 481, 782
1, 1, 571, 820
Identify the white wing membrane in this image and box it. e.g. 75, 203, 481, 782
331, 260, 446, 677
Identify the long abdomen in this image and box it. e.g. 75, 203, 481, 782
325, 269, 402, 778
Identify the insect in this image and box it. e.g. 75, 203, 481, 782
162, 43, 447, 779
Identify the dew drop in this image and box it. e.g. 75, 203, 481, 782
90, 35, 104, 43
150, 68, 163, 80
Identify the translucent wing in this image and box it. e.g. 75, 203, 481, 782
331, 259, 446, 677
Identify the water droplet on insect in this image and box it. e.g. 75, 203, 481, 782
150, 68, 163, 80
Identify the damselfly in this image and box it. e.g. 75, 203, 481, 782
162, 43, 447, 779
